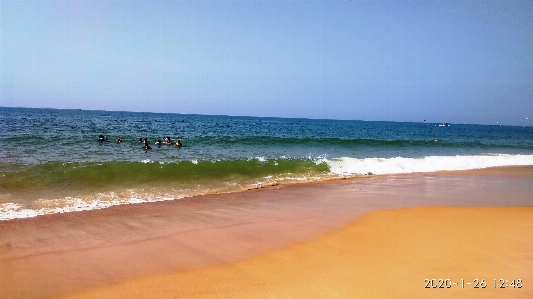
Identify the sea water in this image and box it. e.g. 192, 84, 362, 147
1, 107, 532, 220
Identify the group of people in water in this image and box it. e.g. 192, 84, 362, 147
138, 137, 183, 150
98, 135, 182, 150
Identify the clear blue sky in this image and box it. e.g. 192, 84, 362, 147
1, 1, 532, 125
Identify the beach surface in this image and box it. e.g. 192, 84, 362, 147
1, 167, 532, 299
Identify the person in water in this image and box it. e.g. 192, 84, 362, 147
116, 136, 123, 143
138, 138, 144, 144
142, 138, 152, 150
98, 135, 109, 142
165, 137, 172, 145
175, 139, 183, 148
155, 139, 163, 146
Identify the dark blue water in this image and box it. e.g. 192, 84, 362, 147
1, 107, 532, 164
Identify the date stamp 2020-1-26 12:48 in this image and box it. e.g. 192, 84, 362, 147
424, 278, 522, 289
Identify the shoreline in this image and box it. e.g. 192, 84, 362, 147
1, 166, 532, 298
3, 164, 533, 222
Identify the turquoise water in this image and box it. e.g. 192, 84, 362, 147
1, 107, 532, 219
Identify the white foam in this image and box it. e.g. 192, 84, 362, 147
325, 154, 533, 175
0, 203, 41, 220
0, 192, 182, 221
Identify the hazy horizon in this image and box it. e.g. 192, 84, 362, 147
3, 105, 531, 127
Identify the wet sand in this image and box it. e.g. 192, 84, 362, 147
1, 167, 532, 299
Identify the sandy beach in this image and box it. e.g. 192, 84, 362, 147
1, 167, 532, 299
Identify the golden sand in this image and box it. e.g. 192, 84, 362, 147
62, 206, 533, 299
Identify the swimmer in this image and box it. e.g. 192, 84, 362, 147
435, 137, 439, 142
142, 138, 152, 150
98, 135, 109, 142
165, 137, 172, 145
155, 139, 163, 146
138, 138, 143, 144
175, 139, 183, 148
116, 136, 123, 143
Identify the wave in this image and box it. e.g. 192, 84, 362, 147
0, 158, 329, 194
325, 154, 533, 175
1, 154, 533, 220
2, 154, 532, 195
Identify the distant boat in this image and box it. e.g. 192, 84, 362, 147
438, 123, 450, 127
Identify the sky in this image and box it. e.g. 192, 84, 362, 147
1, 1, 532, 126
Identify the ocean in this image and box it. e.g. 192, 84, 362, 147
1, 107, 532, 220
